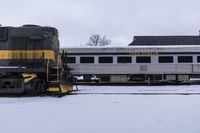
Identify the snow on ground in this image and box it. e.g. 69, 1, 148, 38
75, 85, 200, 94
1, 85, 200, 133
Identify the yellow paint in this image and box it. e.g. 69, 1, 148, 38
60, 85, 73, 93
129, 52, 158, 55
48, 85, 73, 93
58, 53, 61, 62
0, 50, 55, 61
22, 73, 37, 83
48, 87, 60, 92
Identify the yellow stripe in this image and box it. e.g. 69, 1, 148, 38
22, 73, 38, 83
0, 50, 55, 61
48, 86, 73, 93
48, 87, 60, 92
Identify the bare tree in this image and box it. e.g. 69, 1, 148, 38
86, 34, 101, 46
86, 34, 111, 46
99, 36, 111, 46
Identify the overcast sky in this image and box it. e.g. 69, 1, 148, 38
1, 0, 200, 47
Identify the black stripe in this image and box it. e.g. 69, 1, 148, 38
67, 53, 129, 55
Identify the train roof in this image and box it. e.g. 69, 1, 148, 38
61, 45, 200, 54
63, 45, 200, 49
129, 36, 200, 46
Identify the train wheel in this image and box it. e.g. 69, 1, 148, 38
24, 78, 47, 95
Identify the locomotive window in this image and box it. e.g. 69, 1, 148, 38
99, 57, 113, 63
80, 57, 94, 63
178, 56, 193, 63
117, 56, 132, 63
0, 27, 7, 41
136, 56, 151, 63
159, 56, 173, 63
68, 57, 76, 63
197, 56, 200, 63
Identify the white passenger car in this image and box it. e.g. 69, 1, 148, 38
62, 45, 200, 83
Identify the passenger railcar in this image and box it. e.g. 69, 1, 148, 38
63, 45, 200, 84
0, 25, 73, 94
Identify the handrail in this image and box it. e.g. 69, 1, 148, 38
47, 59, 49, 82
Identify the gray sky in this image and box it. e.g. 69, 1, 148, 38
1, 0, 200, 47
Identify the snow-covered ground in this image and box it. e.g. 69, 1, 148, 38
1, 85, 200, 133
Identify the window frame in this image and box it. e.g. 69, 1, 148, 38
136, 56, 151, 63
178, 56, 193, 63
158, 56, 174, 63
68, 57, 76, 63
80, 57, 95, 63
117, 56, 132, 63
197, 56, 200, 63
99, 56, 113, 63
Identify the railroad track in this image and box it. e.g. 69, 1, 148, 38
70, 92, 200, 95
74, 81, 200, 86
70, 84, 200, 95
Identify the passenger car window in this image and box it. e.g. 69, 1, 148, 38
80, 57, 94, 63
159, 56, 173, 63
117, 56, 132, 63
136, 56, 151, 63
178, 56, 193, 63
197, 56, 200, 63
99, 57, 113, 63
68, 57, 76, 63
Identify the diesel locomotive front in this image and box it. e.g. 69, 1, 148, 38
0, 25, 73, 95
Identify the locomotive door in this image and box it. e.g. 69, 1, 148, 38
26, 36, 44, 67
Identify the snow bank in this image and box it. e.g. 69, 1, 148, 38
0, 85, 200, 133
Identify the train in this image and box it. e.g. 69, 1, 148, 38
0, 25, 73, 95
63, 35, 200, 84
1, 24, 200, 95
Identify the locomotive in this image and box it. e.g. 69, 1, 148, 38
0, 25, 73, 95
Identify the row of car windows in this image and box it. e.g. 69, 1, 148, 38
68, 56, 198, 64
